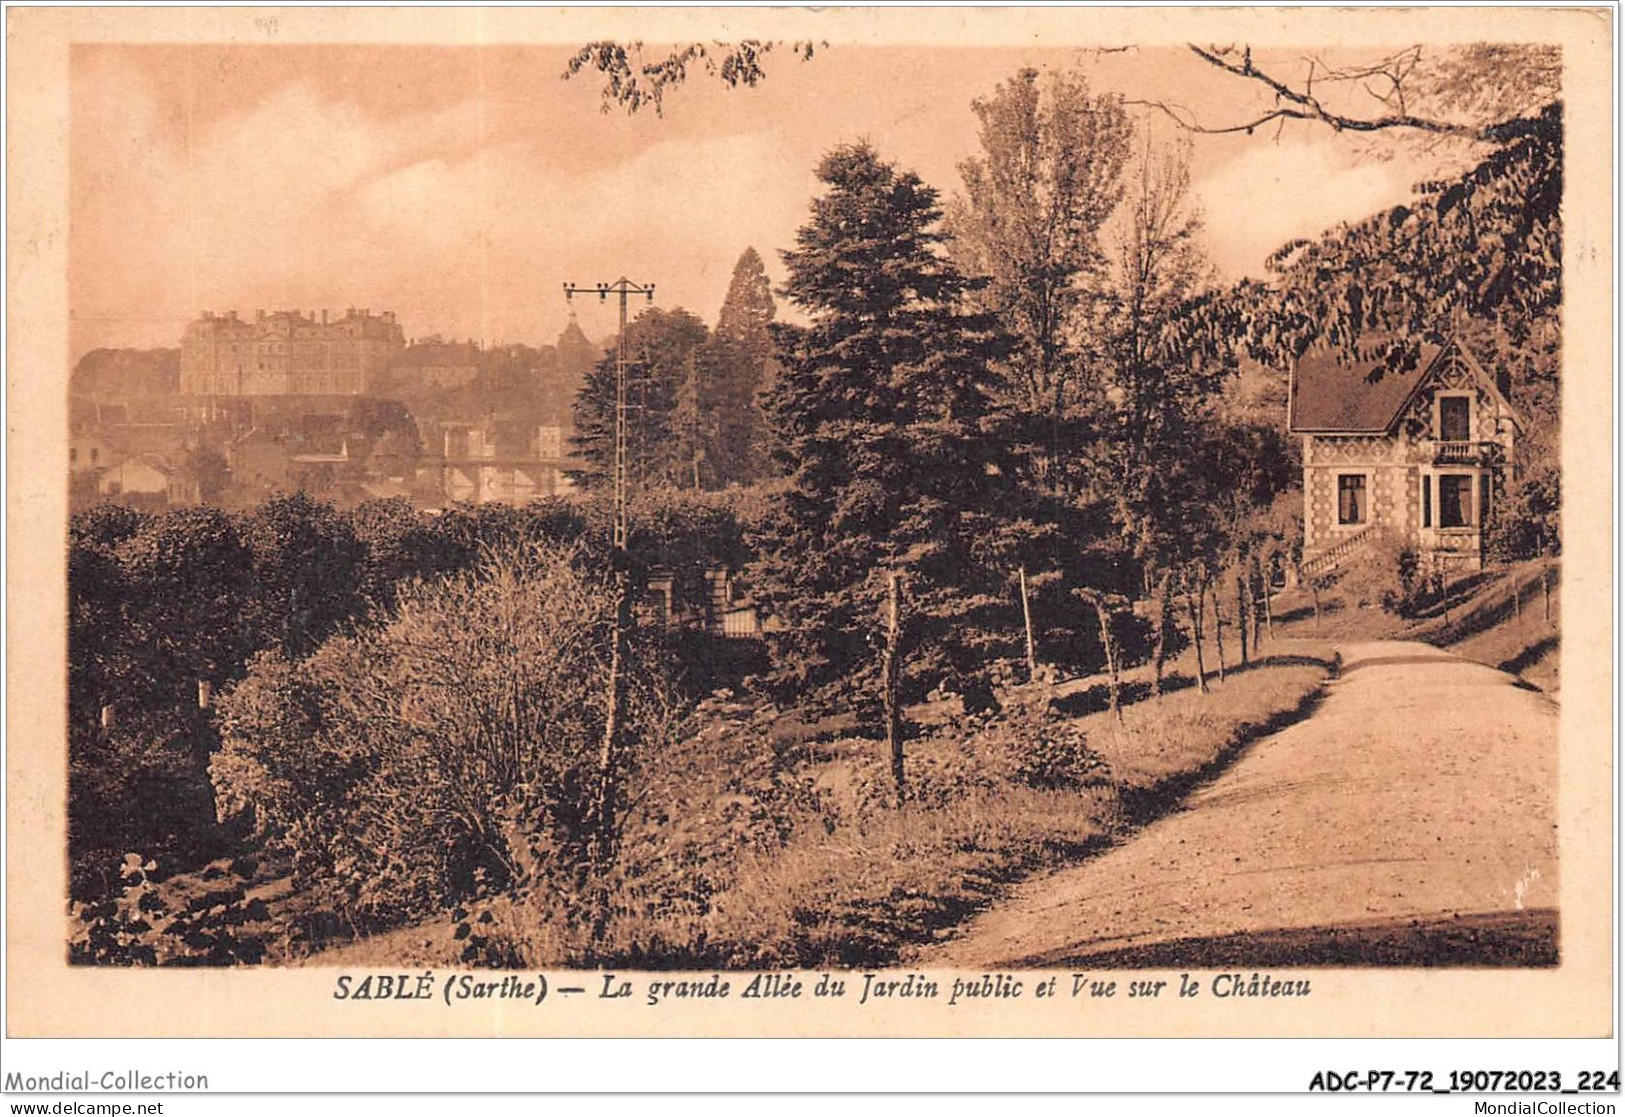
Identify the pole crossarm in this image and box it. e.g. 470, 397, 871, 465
563, 278, 658, 302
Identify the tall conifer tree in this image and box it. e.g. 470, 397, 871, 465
707, 247, 779, 485
570, 307, 711, 490
752, 142, 1008, 695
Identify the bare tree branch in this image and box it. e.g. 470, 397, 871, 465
1129, 43, 1552, 144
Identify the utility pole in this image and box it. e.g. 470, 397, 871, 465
564, 279, 656, 548
563, 278, 655, 867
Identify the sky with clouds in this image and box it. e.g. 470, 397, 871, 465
70, 42, 1447, 360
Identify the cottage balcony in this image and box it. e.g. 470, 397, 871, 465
1429, 439, 1495, 465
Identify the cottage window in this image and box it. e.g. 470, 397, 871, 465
1337, 474, 1367, 525
1421, 475, 1431, 528
1439, 474, 1474, 528
1438, 395, 1472, 441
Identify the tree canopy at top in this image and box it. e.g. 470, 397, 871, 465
1134, 43, 1563, 392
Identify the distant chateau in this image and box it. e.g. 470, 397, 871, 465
180, 308, 405, 397
80, 308, 610, 513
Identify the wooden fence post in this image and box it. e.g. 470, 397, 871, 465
1018, 565, 1037, 683
883, 571, 905, 806
1248, 555, 1264, 650
1078, 588, 1123, 721
1099, 600, 1123, 723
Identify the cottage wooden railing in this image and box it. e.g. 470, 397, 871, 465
1433, 440, 1482, 464
1299, 524, 1380, 579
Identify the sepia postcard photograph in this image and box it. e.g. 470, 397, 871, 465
4, 5, 1614, 1053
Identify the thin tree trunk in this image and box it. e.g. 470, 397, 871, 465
1514, 575, 1522, 620
1210, 578, 1228, 682
1311, 580, 1322, 632
1247, 556, 1263, 652
1150, 571, 1173, 699
1185, 581, 1209, 695
1085, 591, 1123, 722
1235, 572, 1250, 668
883, 571, 905, 806
1261, 557, 1275, 640
1543, 563, 1552, 624
1018, 565, 1038, 683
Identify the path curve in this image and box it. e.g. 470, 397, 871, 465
916, 640, 1558, 968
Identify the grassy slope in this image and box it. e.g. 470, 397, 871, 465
337, 566, 1541, 969
311, 640, 1336, 970
1412, 561, 1561, 694
1086, 649, 1334, 811
643, 642, 1336, 969
1271, 560, 1560, 693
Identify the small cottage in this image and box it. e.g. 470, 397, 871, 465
1289, 335, 1522, 576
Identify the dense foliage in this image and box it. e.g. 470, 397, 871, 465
950, 67, 1133, 496
571, 264, 781, 493
752, 141, 1015, 698
707, 248, 780, 485
212, 545, 680, 929
65, 491, 750, 899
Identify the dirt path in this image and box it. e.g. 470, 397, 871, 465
916, 640, 1559, 968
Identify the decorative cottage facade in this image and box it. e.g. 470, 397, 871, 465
1289, 336, 1522, 576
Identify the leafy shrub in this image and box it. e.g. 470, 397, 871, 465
1487, 461, 1560, 561
211, 542, 683, 932
847, 688, 1109, 815
976, 688, 1112, 791
69, 853, 265, 966
238, 491, 366, 657
1333, 529, 1424, 615
69, 712, 222, 901
70, 854, 168, 966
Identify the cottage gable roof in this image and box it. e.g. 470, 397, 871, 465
1289, 334, 1524, 437
1289, 335, 1444, 434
